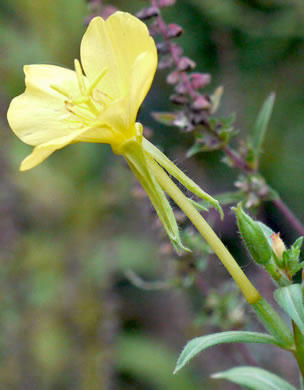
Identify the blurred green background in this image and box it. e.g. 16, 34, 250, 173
1, 0, 304, 389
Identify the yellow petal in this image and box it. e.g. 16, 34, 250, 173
7, 65, 81, 146
128, 49, 158, 123
19, 126, 99, 171
80, 12, 157, 124
20, 147, 56, 171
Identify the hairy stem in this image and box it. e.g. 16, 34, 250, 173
222, 145, 253, 173
150, 160, 261, 304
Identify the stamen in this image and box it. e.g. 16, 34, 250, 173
65, 101, 95, 122
71, 95, 100, 117
92, 89, 113, 104
50, 84, 70, 98
71, 96, 90, 105
86, 98, 100, 116
74, 59, 86, 95
52, 64, 110, 128
85, 67, 109, 97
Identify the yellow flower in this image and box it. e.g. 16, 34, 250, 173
7, 12, 157, 170
7, 11, 222, 251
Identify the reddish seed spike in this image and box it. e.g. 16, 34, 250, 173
190, 73, 211, 89
167, 24, 183, 39
178, 57, 196, 72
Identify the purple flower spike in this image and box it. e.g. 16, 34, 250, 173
167, 70, 181, 85
191, 95, 210, 111
170, 94, 189, 105
178, 57, 196, 72
175, 82, 188, 95
190, 73, 211, 89
136, 6, 160, 20
167, 24, 183, 38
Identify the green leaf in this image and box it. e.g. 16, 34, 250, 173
293, 236, 303, 250
174, 331, 282, 374
151, 112, 179, 126
274, 284, 304, 334
214, 190, 243, 205
210, 85, 223, 114
186, 142, 203, 158
212, 366, 297, 390
251, 93, 275, 161
152, 112, 190, 129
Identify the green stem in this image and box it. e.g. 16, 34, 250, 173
150, 161, 261, 304
252, 297, 294, 348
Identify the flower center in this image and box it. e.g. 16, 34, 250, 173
50, 59, 112, 130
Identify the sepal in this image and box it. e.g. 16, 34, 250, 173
121, 137, 189, 252
143, 138, 223, 218
233, 203, 272, 265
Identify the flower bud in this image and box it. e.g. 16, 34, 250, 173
233, 203, 272, 265
156, 42, 169, 54
171, 43, 183, 57
190, 73, 211, 89
191, 95, 210, 111
175, 82, 187, 95
167, 70, 180, 85
271, 233, 286, 260
167, 24, 183, 38
178, 57, 196, 72
136, 6, 159, 20
170, 94, 188, 105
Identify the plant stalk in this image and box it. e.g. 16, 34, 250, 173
273, 197, 304, 237
150, 161, 261, 304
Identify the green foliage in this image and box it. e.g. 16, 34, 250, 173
212, 366, 297, 390
186, 113, 237, 157
2, 0, 304, 388
280, 237, 304, 277
212, 190, 243, 205
249, 93, 276, 169
274, 284, 304, 334
152, 112, 183, 127
174, 331, 282, 374
234, 205, 302, 286
252, 298, 294, 348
